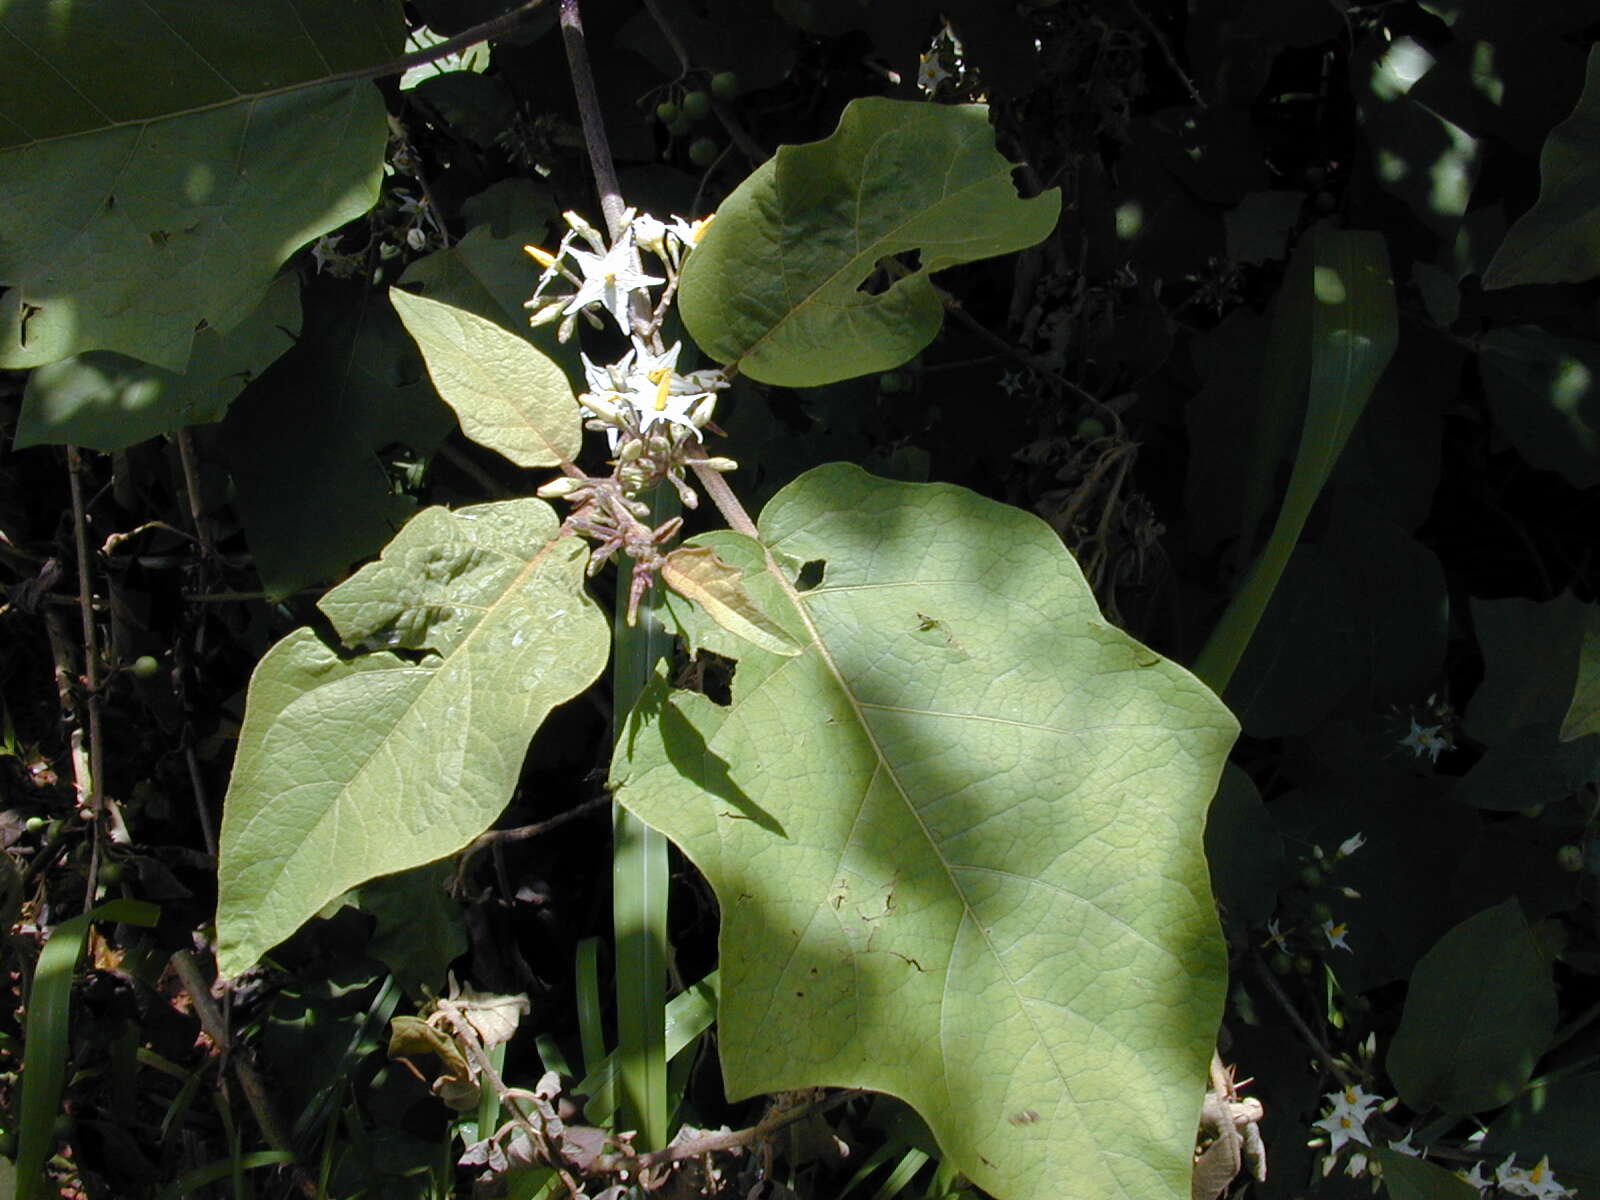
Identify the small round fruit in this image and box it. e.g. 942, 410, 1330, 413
1299, 865, 1323, 888
665, 116, 693, 138
1075, 416, 1107, 439
710, 71, 740, 101
681, 90, 711, 120
1270, 952, 1294, 977
130, 654, 160, 679
688, 137, 719, 167
23, 816, 46, 834
1557, 844, 1585, 873
655, 100, 680, 124
1293, 954, 1315, 976
1311, 901, 1333, 922
99, 862, 125, 886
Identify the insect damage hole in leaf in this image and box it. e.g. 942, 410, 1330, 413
673, 645, 736, 707
857, 249, 925, 296
795, 559, 826, 591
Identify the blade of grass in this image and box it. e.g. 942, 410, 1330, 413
579, 971, 717, 1126
15, 898, 159, 1200
868, 1148, 930, 1200
154, 1151, 296, 1200
612, 483, 679, 1150
1193, 228, 1398, 694
574, 936, 606, 1077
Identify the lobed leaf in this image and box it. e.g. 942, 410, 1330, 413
614, 464, 1236, 1200
217, 498, 608, 978
679, 98, 1060, 387
0, 0, 402, 369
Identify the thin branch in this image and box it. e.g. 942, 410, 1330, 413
560, 0, 628, 243
453, 795, 610, 891
1123, 0, 1206, 109
690, 462, 758, 539
175, 429, 213, 559
1250, 956, 1354, 1089
603, 1089, 866, 1173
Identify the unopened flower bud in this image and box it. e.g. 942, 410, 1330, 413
523, 244, 559, 269
698, 456, 739, 472
528, 300, 567, 327
557, 313, 578, 343
617, 439, 645, 463
690, 395, 717, 428
536, 476, 585, 499
626, 500, 654, 519
646, 435, 672, 457
581, 393, 621, 423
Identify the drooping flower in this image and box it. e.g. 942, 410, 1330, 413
1497, 1154, 1576, 1200
1338, 832, 1367, 858
1322, 919, 1353, 952
1388, 1130, 1424, 1157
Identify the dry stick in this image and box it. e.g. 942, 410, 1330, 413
605, 1089, 867, 1174
183, 741, 219, 863
453, 795, 610, 890
169, 949, 317, 1197
1123, 0, 1206, 109
66, 447, 109, 908
1249, 956, 1354, 1090
175, 429, 212, 560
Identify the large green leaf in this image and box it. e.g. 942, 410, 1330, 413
1388, 899, 1556, 1115
15, 272, 301, 449
614, 464, 1236, 1200
0, 0, 402, 370
216, 498, 608, 977
1478, 328, 1600, 489
678, 98, 1060, 387
389, 288, 579, 467
1483, 46, 1600, 289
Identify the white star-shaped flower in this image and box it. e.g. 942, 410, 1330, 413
1388, 1130, 1424, 1157
998, 370, 1025, 397
563, 235, 664, 334
918, 53, 951, 93
1398, 717, 1449, 763
620, 340, 714, 438
1322, 919, 1352, 952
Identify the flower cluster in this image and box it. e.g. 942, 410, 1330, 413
1312, 1085, 1398, 1178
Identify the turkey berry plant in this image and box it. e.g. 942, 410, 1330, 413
3, 2, 1600, 1200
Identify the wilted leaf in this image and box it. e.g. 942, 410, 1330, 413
1483, 47, 1600, 288
680, 99, 1060, 386
390, 288, 580, 467
662, 545, 801, 657
614, 464, 1236, 1200
217, 498, 609, 977
0, 1, 402, 369
1388, 899, 1557, 1114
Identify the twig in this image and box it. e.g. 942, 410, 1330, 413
640, 0, 692, 74
1123, 0, 1206, 109
560, 0, 628, 243
453, 795, 610, 891
184, 740, 219, 863
1250, 956, 1354, 1089
603, 1089, 865, 1173
66, 447, 109, 906
175, 429, 213, 559
170, 950, 316, 1197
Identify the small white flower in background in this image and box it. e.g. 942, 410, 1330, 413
1338, 832, 1367, 858
1322, 919, 1352, 952
666, 213, 715, 249
1312, 1084, 1382, 1155
632, 212, 668, 256
1263, 917, 1289, 952
917, 51, 951, 94
998, 370, 1025, 397
1344, 1152, 1370, 1178
1399, 716, 1450, 763
1497, 1155, 1576, 1200
1388, 1130, 1424, 1157
1457, 1162, 1492, 1191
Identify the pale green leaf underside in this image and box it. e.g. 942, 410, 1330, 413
679, 98, 1061, 387
615, 465, 1236, 1200
217, 499, 607, 977
0, 0, 401, 369
1483, 46, 1600, 289
389, 288, 580, 467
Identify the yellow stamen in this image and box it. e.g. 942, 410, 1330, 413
693, 214, 715, 243
648, 367, 671, 411
523, 244, 558, 268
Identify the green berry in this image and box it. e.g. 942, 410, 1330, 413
1299, 865, 1323, 888
1312, 901, 1333, 922
688, 137, 719, 167
99, 862, 125, 886
1270, 952, 1294, 977
130, 654, 160, 679
24, 816, 46, 834
681, 90, 711, 120
655, 100, 679, 124
1075, 416, 1107, 440
665, 116, 693, 138
1557, 844, 1585, 873
711, 71, 740, 101
1293, 955, 1315, 976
